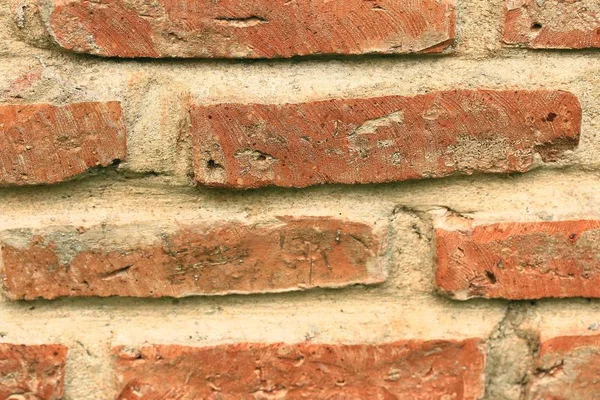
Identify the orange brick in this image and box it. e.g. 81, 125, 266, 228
1, 217, 386, 300
504, 0, 600, 49
529, 335, 600, 399
42, 0, 456, 58
192, 90, 580, 188
0, 344, 67, 400
114, 340, 485, 399
0, 102, 126, 186
436, 215, 600, 300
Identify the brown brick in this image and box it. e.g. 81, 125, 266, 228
529, 335, 600, 399
1, 217, 386, 300
503, 0, 600, 49
191, 90, 581, 189
0, 344, 67, 400
40, 0, 456, 58
113, 339, 485, 399
0, 102, 127, 186
435, 215, 600, 300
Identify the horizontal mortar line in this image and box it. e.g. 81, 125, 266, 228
3, 50, 600, 65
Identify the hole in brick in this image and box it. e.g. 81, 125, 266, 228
485, 270, 497, 284
545, 112, 557, 122
257, 154, 267, 161
111, 159, 121, 167
531, 22, 543, 31
207, 159, 224, 169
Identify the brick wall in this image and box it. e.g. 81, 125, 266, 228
1, 0, 600, 398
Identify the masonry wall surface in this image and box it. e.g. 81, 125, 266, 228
2, 0, 600, 398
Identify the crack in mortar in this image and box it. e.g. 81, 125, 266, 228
483, 303, 540, 400
391, 205, 543, 400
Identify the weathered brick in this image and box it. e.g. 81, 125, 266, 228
191, 90, 581, 189
435, 215, 600, 300
504, 0, 600, 49
38, 0, 456, 58
1, 218, 386, 300
0, 102, 127, 186
113, 339, 485, 399
0, 344, 67, 400
529, 335, 600, 399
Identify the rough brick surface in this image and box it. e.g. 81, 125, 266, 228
39, 0, 456, 58
435, 215, 600, 300
113, 339, 485, 399
504, 0, 600, 49
0, 102, 127, 186
0, 218, 386, 300
191, 90, 581, 188
529, 335, 600, 399
0, 344, 67, 400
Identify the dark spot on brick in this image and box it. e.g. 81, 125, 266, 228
485, 270, 497, 284
207, 159, 224, 169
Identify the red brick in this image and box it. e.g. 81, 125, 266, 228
435, 215, 600, 300
191, 90, 580, 189
0, 344, 67, 400
0, 102, 127, 186
41, 0, 456, 58
113, 339, 485, 399
503, 0, 600, 49
1, 217, 386, 300
529, 335, 600, 399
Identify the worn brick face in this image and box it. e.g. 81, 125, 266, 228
191, 90, 581, 189
0, 344, 67, 400
504, 0, 600, 49
40, 0, 456, 58
113, 339, 485, 399
529, 335, 600, 399
0, 217, 386, 300
0, 102, 127, 186
435, 215, 600, 300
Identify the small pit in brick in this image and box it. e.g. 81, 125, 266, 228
207, 159, 224, 170
545, 112, 557, 122
531, 23, 543, 31
485, 270, 497, 284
